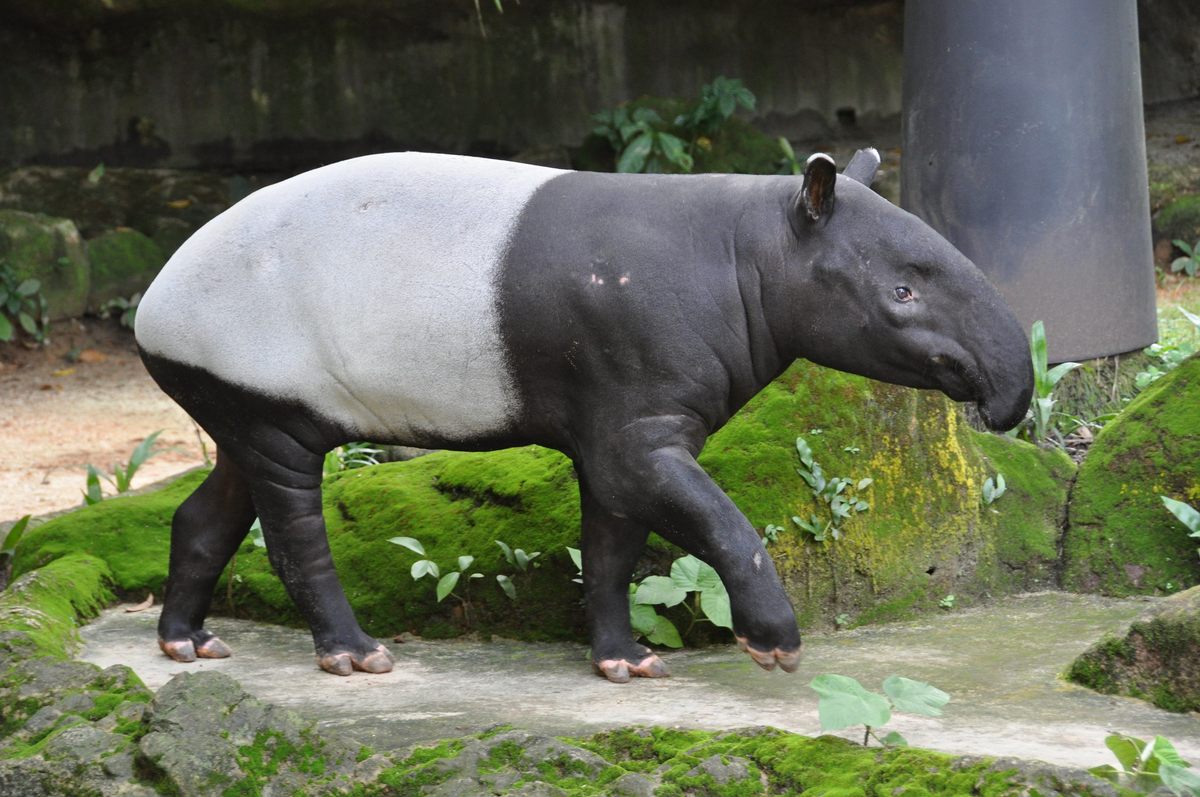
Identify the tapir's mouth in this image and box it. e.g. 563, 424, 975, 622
928, 354, 978, 403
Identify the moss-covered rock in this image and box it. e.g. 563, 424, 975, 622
85, 227, 166, 309
0, 209, 89, 319
14, 364, 1072, 643
1067, 585, 1200, 713
1154, 194, 1200, 245
1062, 354, 1200, 596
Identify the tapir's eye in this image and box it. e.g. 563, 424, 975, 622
893, 286, 914, 303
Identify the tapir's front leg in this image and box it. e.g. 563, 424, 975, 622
578, 480, 671, 683
579, 424, 802, 673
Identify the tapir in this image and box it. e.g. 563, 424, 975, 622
134, 149, 1033, 683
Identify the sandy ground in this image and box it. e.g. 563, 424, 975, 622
0, 318, 211, 524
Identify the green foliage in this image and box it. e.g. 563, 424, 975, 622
938, 594, 956, 610
787, 436, 871, 542
322, 442, 383, 477
808, 673, 949, 747
0, 515, 31, 587
777, 137, 802, 175
592, 107, 693, 174
1162, 496, 1200, 565
1136, 307, 1200, 390
629, 555, 732, 649
1172, 239, 1200, 278
0, 258, 50, 344
982, 473, 1006, 505
97, 291, 141, 329
84, 431, 162, 504
1091, 734, 1200, 796
388, 536, 486, 625
591, 77, 758, 174
1011, 320, 1081, 445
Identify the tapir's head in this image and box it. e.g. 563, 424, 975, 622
779, 150, 1033, 431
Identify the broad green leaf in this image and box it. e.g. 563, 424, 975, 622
495, 540, 515, 565
1162, 495, 1200, 535
617, 132, 653, 173
83, 464, 104, 506
646, 616, 683, 648
983, 480, 996, 504
1088, 764, 1121, 784
18, 311, 37, 335
1151, 736, 1188, 768
1174, 238, 1195, 256
1045, 361, 1081, 387
411, 559, 440, 580
1174, 257, 1194, 274
436, 572, 460, 602
388, 537, 426, 556
1105, 734, 1146, 774
629, 601, 659, 636
671, 555, 722, 593
881, 731, 908, 747
1, 514, 31, 556
0, 313, 12, 342
1031, 320, 1049, 396
1160, 762, 1200, 796
566, 546, 583, 572
795, 437, 814, 469
854, 500, 869, 513
700, 583, 733, 630
457, 555, 474, 572
15, 279, 39, 296
856, 478, 873, 491
514, 549, 529, 570
657, 132, 689, 165
809, 674, 891, 731
882, 675, 950, 717
635, 576, 687, 608
631, 107, 664, 126
496, 574, 516, 600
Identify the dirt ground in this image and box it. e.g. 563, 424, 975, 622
0, 319, 212, 524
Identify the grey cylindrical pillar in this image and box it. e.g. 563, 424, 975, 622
901, 0, 1157, 362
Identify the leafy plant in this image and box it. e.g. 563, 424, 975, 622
0, 260, 49, 344
938, 594, 956, 610
82, 431, 162, 504
809, 674, 950, 747
388, 536, 486, 624
1172, 239, 1200, 278
1091, 733, 1200, 795
630, 554, 732, 649
1136, 307, 1200, 391
495, 539, 541, 600
789, 437, 872, 542
1012, 320, 1081, 445
98, 292, 141, 329
982, 473, 1006, 505
592, 107, 693, 174
322, 442, 384, 477
674, 76, 755, 139
0, 515, 31, 588
1162, 496, 1200, 563
778, 137, 802, 175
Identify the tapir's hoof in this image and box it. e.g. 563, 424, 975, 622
736, 636, 801, 672
159, 633, 233, 663
317, 643, 394, 676
593, 654, 671, 684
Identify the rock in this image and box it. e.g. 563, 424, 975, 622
692, 753, 752, 784
0, 209, 89, 320
139, 670, 363, 796
1067, 585, 1200, 712
85, 228, 166, 310
608, 772, 657, 796
1063, 353, 1200, 595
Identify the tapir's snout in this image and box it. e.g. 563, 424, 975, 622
971, 309, 1034, 433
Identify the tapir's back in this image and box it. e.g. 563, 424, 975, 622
136, 152, 564, 443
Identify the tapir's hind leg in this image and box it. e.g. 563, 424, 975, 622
238, 439, 393, 677
158, 449, 255, 662
579, 479, 670, 684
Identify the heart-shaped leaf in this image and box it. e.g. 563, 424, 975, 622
882, 675, 950, 717
809, 674, 891, 731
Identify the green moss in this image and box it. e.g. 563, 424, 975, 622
11, 470, 206, 596
223, 729, 333, 796
0, 553, 113, 658
85, 227, 166, 309
1063, 354, 1200, 595
0, 209, 90, 319
1155, 194, 1200, 244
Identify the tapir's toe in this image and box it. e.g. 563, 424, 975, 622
158, 638, 197, 663
593, 654, 671, 683
195, 636, 233, 659
736, 636, 802, 673
317, 643, 394, 676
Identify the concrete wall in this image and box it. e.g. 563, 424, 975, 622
0, 0, 1195, 171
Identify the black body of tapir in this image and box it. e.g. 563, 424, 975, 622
135, 149, 1034, 683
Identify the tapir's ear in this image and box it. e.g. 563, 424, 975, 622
843, 147, 881, 186
798, 153, 837, 223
